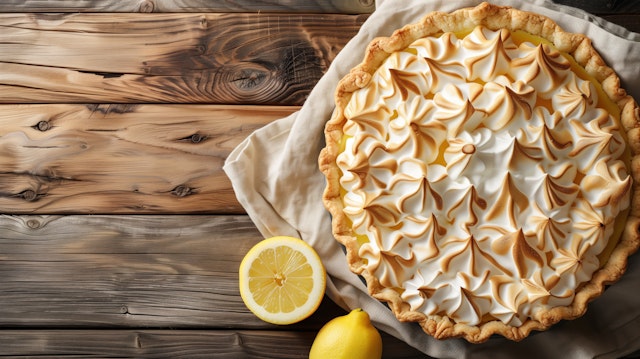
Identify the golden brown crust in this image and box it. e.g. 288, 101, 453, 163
319, 2, 640, 343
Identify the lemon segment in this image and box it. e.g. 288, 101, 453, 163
238, 236, 326, 325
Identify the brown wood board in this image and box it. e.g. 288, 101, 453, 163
0, 329, 423, 358
2, 0, 640, 16
0, 0, 376, 14
0, 214, 294, 327
0, 104, 293, 214
0, 213, 426, 358
0, 212, 425, 357
1, 2, 640, 358
0, 13, 365, 105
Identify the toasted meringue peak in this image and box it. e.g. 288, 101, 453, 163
336, 25, 631, 327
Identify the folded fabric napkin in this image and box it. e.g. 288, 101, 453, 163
224, 1, 640, 357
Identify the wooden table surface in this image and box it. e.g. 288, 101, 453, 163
0, 1, 639, 357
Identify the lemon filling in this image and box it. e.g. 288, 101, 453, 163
335, 25, 632, 326
339, 27, 630, 268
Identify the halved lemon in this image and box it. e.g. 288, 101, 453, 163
239, 236, 326, 325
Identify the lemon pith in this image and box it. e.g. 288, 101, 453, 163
238, 236, 326, 325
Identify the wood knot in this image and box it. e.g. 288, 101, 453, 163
172, 185, 195, 197
190, 133, 206, 144
33, 121, 51, 132
195, 44, 206, 55
358, 0, 375, 9
138, 0, 154, 12
215, 64, 279, 103
233, 332, 243, 346
230, 67, 269, 90
178, 133, 208, 144
26, 219, 41, 229
20, 190, 39, 202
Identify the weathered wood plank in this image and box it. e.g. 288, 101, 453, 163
0, 329, 425, 358
0, 104, 291, 214
0, 13, 365, 104
1, 0, 640, 16
0, 213, 428, 358
0, 0, 375, 14
0, 214, 315, 327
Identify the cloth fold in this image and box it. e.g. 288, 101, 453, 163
224, 1, 640, 357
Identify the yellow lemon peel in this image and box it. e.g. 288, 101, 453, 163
309, 308, 383, 359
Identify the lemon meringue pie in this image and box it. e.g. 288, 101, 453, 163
319, 2, 640, 343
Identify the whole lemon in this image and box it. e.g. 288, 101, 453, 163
309, 308, 382, 359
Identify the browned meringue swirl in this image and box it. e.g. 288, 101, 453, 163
337, 25, 631, 326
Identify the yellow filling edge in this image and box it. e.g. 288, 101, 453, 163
509, 30, 630, 266
337, 27, 631, 268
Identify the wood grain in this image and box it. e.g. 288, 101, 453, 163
0, 0, 375, 14
2, 3, 639, 358
0, 104, 293, 214
0, 214, 289, 327
0, 13, 365, 105
2, 0, 640, 16
0, 329, 424, 358
0, 214, 426, 357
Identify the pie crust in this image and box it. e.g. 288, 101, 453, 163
319, 2, 640, 343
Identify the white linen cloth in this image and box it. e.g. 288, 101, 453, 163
223, 1, 640, 357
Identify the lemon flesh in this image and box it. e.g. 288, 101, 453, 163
238, 236, 326, 325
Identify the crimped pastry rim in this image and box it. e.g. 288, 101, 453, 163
318, 2, 640, 343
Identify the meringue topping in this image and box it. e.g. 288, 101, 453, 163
336, 26, 631, 326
